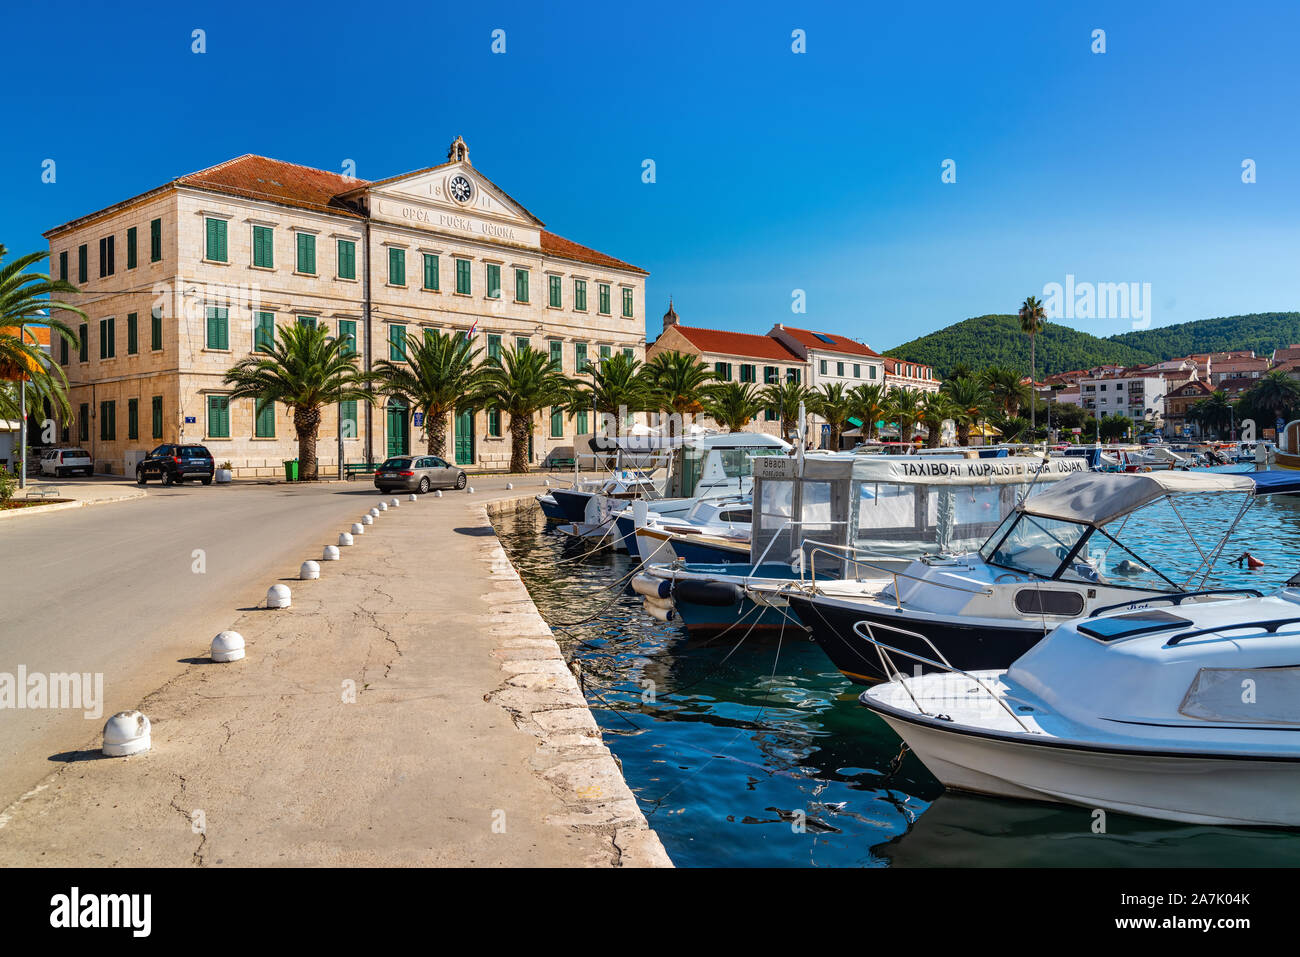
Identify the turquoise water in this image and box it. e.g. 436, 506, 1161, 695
493, 474, 1300, 867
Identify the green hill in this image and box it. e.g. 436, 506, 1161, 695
886, 311, 1300, 379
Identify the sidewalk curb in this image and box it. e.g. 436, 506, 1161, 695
0, 488, 146, 522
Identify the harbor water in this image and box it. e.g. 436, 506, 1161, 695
493, 477, 1300, 867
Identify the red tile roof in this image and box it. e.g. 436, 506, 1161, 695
665, 325, 803, 362
539, 230, 646, 274
778, 325, 881, 358
882, 356, 933, 374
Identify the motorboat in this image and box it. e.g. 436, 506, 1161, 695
639, 451, 1089, 634
785, 469, 1300, 684
859, 589, 1300, 826
624, 494, 753, 565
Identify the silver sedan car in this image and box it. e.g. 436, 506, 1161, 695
374, 455, 467, 493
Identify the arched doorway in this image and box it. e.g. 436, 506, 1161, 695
386, 398, 409, 458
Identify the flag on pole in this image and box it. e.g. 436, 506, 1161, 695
466, 319, 478, 340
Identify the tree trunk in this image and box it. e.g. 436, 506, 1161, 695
1029, 333, 1037, 431
829, 423, 841, 450
428, 409, 448, 457
294, 405, 322, 480
926, 424, 940, 449
509, 413, 529, 474
958, 422, 971, 447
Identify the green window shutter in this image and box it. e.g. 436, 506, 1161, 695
255, 312, 274, 351
78, 403, 89, 441
517, 337, 529, 353
624, 348, 634, 360
206, 218, 227, 262
487, 334, 501, 361
150, 218, 162, 262
516, 269, 529, 303
549, 275, 561, 308
297, 233, 316, 273
550, 407, 563, 438
59, 251, 68, 281
255, 398, 275, 438
575, 342, 587, 373
78, 245, 87, 283
205, 307, 226, 349
574, 280, 587, 311
127, 313, 138, 354
253, 225, 273, 268
389, 325, 406, 361
208, 395, 230, 438
297, 315, 316, 330
622, 287, 633, 318
486, 264, 500, 299
151, 396, 163, 438
151, 307, 162, 351
98, 319, 107, 359
126, 227, 137, 269
389, 247, 405, 285
599, 284, 610, 314
549, 340, 562, 370
600, 345, 611, 359
78, 323, 88, 361
576, 410, 588, 434
423, 254, 439, 290
128, 398, 139, 440
337, 239, 356, 280
341, 400, 358, 440
488, 408, 500, 437
455, 259, 471, 294
59, 335, 68, 365
338, 319, 356, 356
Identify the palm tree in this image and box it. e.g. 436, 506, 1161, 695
761, 379, 814, 444
848, 383, 886, 441
372, 328, 486, 457
477, 343, 575, 473
570, 350, 649, 439
1201, 389, 1233, 439
644, 351, 715, 434
810, 382, 853, 449
704, 382, 765, 432
994, 413, 1031, 443
1018, 295, 1047, 431
223, 322, 373, 480
0, 246, 85, 429
981, 365, 1031, 417
942, 376, 988, 446
919, 391, 959, 448
885, 386, 925, 445
1245, 369, 1300, 429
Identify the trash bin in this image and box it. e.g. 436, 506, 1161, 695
283, 459, 299, 482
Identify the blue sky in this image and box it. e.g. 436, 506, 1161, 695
5, 0, 1300, 349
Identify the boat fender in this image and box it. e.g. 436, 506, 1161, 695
644, 602, 676, 623
673, 579, 744, 607
642, 594, 675, 612
631, 573, 672, 600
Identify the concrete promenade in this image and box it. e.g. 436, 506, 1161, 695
0, 480, 671, 867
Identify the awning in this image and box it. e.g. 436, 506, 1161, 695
1247, 470, 1300, 496
847, 417, 864, 428
1017, 471, 1256, 526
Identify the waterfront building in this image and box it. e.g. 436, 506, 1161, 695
881, 356, 940, 393
43, 138, 647, 476
1164, 378, 1214, 437
1078, 369, 1169, 428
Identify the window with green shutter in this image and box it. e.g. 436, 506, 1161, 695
516, 337, 529, 354
574, 280, 587, 311
341, 400, 358, 440
486, 264, 501, 299
600, 345, 611, 360
487, 408, 501, 437
205, 307, 229, 350
576, 410, 588, 434
622, 287, 634, 318
575, 342, 588, 373
423, 254, 439, 290
59, 251, 67, 281
338, 319, 356, 356
99, 400, 116, 441
127, 313, 138, 354
126, 227, 138, 269
515, 269, 529, 303
837, 361, 844, 377
389, 324, 406, 361
205, 218, 228, 262
715, 361, 732, 381
787, 368, 801, 384
99, 317, 115, 359
297, 315, 316, 330
598, 284, 611, 315
78, 403, 89, 441
455, 258, 471, 294
296, 233, 316, 274
151, 307, 162, 351
487, 334, 501, 361
255, 398, 275, 438
819, 359, 827, 375
252, 225, 274, 268
151, 395, 163, 438
740, 364, 755, 383
59, 335, 68, 365
99, 236, 114, 277
78, 323, 88, 362
548, 275, 562, 308
77, 245, 87, 283
388, 247, 405, 285
764, 366, 779, 384
549, 340, 562, 370
336, 239, 356, 279
255, 312, 275, 352
207, 395, 231, 438
150, 218, 162, 262
550, 407, 563, 438
127, 398, 139, 440
623, 348, 634, 361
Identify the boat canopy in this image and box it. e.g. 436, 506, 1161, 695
800, 452, 1087, 485
1017, 470, 1300, 527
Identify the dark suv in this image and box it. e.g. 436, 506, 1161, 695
136, 444, 216, 486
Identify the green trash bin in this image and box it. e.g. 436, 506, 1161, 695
283, 459, 299, 482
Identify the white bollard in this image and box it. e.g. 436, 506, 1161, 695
467, 486, 474, 494
267, 583, 292, 608
362, 514, 374, 525
378, 502, 388, 511
300, 560, 320, 580
351, 523, 364, 535
390, 498, 400, 507
434, 490, 442, 498
322, 545, 341, 561
103, 710, 151, 757
211, 630, 245, 662
408, 493, 418, 502
506, 482, 514, 490
368, 507, 380, 518
544, 478, 551, 487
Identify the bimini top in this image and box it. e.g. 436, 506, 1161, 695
1015, 470, 1289, 526
799, 452, 1088, 486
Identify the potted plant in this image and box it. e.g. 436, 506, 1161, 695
216, 461, 234, 484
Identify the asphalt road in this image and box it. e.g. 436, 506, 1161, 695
0, 473, 540, 812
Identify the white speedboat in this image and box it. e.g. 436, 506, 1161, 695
859, 589, 1300, 826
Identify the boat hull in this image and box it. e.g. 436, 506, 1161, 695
867, 703, 1300, 827
537, 494, 568, 522
787, 594, 1047, 684
550, 489, 592, 523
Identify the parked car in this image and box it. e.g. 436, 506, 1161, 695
374, 455, 467, 493
136, 444, 215, 485
39, 448, 94, 477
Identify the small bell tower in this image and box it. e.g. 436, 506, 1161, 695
447, 136, 470, 165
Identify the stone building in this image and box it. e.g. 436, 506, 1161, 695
44, 137, 647, 476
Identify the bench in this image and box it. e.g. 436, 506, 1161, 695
24, 485, 59, 500
343, 462, 379, 479
546, 457, 576, 472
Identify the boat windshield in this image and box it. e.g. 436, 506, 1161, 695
980, 513, 1090, 578
719, 447, 787, 479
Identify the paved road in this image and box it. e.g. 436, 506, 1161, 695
0, 473, 543, 811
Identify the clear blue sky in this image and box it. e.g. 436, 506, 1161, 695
5, 0, 1299, 350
